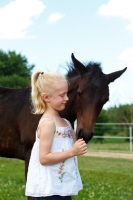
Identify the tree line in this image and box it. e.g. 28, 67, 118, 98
0, 49, 34, 88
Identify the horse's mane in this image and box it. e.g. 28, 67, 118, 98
66, 62, 102, 78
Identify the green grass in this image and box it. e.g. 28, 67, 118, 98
0, 158, 26, 200
74, 156, 133, 200
88, 141, 132, 153
0, 156, 133, 200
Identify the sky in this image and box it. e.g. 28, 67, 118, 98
0, 0, 133, 109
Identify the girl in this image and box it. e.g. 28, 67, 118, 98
25, 71, 87, 200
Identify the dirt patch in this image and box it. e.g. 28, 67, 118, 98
84, 151, 133, 160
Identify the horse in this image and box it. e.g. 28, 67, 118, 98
0, 53, 127, 200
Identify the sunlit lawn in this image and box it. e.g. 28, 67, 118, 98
88, 139, 132, 153
0, 155, 133, 200
75, 156, 133, 200
87, 142, 131, 152
0, 158, 26, 200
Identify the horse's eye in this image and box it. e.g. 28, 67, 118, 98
77, 90, 82, 97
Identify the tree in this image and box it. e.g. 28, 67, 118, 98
107, 104, 133, 140
0, 50, 35, 88
107, 104, 133, 123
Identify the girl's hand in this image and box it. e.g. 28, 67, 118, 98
72, 138, 87, 156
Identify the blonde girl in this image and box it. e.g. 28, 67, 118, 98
25, 71, 87, 200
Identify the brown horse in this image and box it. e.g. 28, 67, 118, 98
0, 54, 126, 199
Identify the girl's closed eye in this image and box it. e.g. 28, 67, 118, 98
59, 93, 67, 97
60, 94, 65, 97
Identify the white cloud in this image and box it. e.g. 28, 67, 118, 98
47, 13, 65, 24
119, 47, 133, 69
98, 0, 133, 32
0, 0, 45, 39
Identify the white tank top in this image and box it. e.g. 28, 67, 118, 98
25, 118, 83, 197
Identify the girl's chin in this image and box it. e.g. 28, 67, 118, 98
59, 105, 66, 110
55, 106, 66, 111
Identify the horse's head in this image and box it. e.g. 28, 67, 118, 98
71, 53, 127, 143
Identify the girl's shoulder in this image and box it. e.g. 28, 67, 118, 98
38, 117, 71, 129
37, 117, 56, 131
39, 117, 56, 125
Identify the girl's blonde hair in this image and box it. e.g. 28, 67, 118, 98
31, 71, 67, 114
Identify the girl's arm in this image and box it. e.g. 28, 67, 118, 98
38, 120, 87, 165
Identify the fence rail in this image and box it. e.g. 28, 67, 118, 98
95, 123, 133, 152
74, 122, 133, 152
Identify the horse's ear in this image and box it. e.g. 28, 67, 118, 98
106, 67, 127, 84
71, 53, 87, 76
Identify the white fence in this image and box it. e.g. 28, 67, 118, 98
74, 122, 133, 152
94, 123, 133, 152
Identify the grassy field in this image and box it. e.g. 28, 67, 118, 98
88, 140, 132, 153
76, 156, 133, 200
0, 155, 133, 200
87, 142, 131, 152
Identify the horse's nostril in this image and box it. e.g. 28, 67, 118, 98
77, 129, 83, 139
77, 129, 93, 143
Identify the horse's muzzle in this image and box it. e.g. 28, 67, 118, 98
77, 129, 93, 143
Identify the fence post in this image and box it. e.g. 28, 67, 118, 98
129, 126, 132, 152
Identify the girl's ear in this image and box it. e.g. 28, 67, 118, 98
42, 93, 50, 102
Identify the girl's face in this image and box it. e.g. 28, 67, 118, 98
47, 80, 69, 111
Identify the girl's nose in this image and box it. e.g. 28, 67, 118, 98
65, 95, 69, 101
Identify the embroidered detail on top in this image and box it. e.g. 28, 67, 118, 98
58, 161, 65, 182
58, 149, 66, 182
55, 129, 72, 138
55, 131, 62, 137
